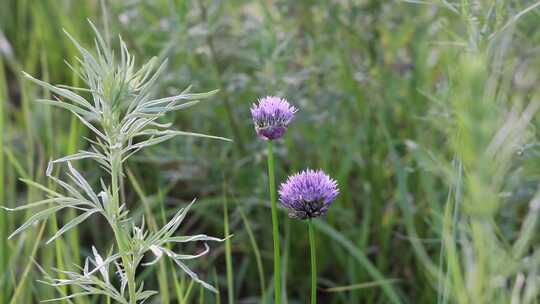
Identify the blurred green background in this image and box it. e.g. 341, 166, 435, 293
1, 0, 540, 303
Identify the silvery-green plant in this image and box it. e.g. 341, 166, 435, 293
4, 21, 229, 303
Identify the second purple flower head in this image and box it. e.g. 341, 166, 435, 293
279, 169, 339, 220
250, 96, 297, 140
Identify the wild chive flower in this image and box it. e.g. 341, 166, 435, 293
252, 95, 296, 303
250, 96, 297, 140
279, 169, 339, 219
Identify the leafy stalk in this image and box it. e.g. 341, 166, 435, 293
109, 149, 137, 303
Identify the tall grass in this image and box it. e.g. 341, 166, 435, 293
0, 48, 7, 304
1, 0, 539, 303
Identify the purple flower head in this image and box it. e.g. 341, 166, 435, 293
250, 96, 297, 140
278, 169, 339, 220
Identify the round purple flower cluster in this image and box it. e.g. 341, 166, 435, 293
278, 169, 339, 219
250, 96, 297, 140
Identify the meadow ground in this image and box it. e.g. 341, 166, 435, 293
1, 1, 540, 303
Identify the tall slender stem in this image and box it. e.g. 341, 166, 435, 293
267, 141, 281, 303
110, 150, 137, 304
0, 59, 6, 304
112, 224, 137, 303
308, 220, 317, 304
223, 181, 234, 304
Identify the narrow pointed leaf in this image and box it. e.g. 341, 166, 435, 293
8, 205, 65, 239
46, 209, 99, 244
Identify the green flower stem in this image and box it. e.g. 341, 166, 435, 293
267, 141, 281, 303
110, 150, 137, 304
308, 220, 317, 304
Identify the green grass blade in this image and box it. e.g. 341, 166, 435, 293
313, 221, 403, 304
